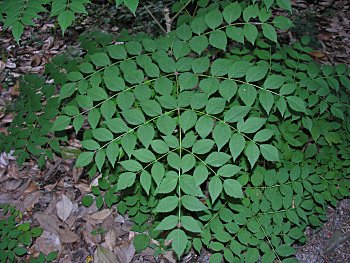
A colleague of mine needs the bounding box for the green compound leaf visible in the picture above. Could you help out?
[92,128,114,142]
[154,196,179,213]
[155,215,178,231]
[189,35,209,54]
[181,195,207,211]
[58,10,75,34]
[181,216,202,233]
[237,117,266,134]
[286,96,307,113]
[245,141,260,167]
[253,129,274,142]
[262,23,277,42]
[119,160,142,172]
[245,65,269,82]
[276,0,292,12]
[209,30,227,50]
[117,172,136,190]
[223,179,243,198]
[192,139,215,154]
[140,170,152,195]
[14,246,27,256]
[205,152,231,167]
[204,9,223,30]
[223,2,242,23]
[52,116,71,131]
[229,133,246,161]
[133,234,150,252]
[260,144,280,162]
[82,195,94,207]
[166,229,188,258]
[275,244,296,257]
[243,24,258,44]
[124,0,139,15]
[209,176,222,203]
[75,152,94,167]
[90,52,111,67]
[59,83,76,100]
[273,16,294,30]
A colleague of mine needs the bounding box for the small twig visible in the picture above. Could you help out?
[164,7,172,33]
[142,3,166,33]
[171,0,192,21]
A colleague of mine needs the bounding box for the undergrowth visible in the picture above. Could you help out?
[0,204,58,263]
[1,0,350,262]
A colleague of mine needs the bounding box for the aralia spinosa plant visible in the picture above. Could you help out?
[1,0,350,262]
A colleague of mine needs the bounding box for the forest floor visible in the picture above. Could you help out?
[0,0,350,262]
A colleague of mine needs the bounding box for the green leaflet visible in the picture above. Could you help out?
[155,215,178,231]
[154,196,178,213]
[209,176,222,203]
[166,229,188,258]
[223,179,243,198]
[181,216,202,233]
[181,195,207,211]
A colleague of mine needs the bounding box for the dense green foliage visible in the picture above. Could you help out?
[0,75,60,167]
[0,0,139,42]
[0,204,58,262]
[1,0,350,262]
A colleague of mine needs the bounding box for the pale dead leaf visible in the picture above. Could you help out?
[56,194,73,222]
[35,230,62,256]
[95,245,119,263]
[105,230,117,250]
[90,209,112,221]
[5,61,16,69]
[58,228,79,243]
[164,251,177,263]
[113,243,135,263]
[34,213,60,234]
[22,191,42,209]
[82,230,98,247]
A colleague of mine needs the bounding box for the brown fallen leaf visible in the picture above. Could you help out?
[35,230,62,256]
[34,213,60,234]
[95,245,119,263]
[22,191,42,210]
[105,230,117,250]
[56,194,73,222]
[308,51,327,58]
[113,242,135,263]
[90,209,112,221]
[58,228,79,243]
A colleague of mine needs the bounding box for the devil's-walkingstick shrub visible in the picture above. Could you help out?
[1,0,350,262]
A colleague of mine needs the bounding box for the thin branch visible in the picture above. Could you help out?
[142,3,166,33]
[171,0,192,21]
